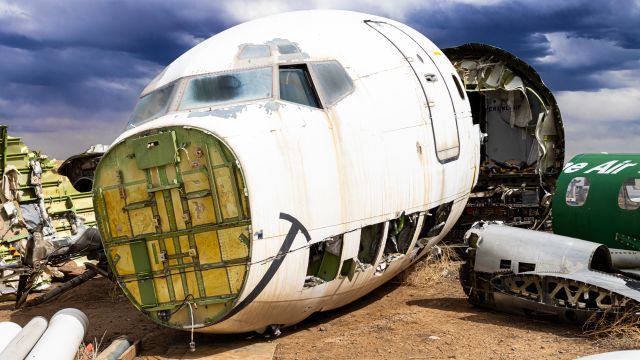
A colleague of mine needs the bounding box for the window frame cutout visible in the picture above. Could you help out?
[618,178,640,211]
[278,64,322,109]
[452,73,466,100]
[565,176,591,207]
[357,222,386,266]
[178,66,274,111]
[305,234,344,287]
[308,60,355,107]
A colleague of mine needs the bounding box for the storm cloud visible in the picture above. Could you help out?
[0,0,638,159]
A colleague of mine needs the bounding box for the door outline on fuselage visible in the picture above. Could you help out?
[365,20,461,164]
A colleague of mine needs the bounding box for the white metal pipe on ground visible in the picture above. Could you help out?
[0,321,22,352]
[95,335,131,360]
[27,308,89,360]
[0,316,48,360]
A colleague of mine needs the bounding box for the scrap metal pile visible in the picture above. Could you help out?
[460,222,640,324]
[0,126,106,306]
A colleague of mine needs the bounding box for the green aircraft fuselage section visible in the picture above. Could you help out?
[553,154,640,250]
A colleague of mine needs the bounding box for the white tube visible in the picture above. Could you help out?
[0,321,22,352]
[95,336,131,360]
[0,316,48,360]
[27,308,89,360]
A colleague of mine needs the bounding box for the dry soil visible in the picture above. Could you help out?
[0,261,620,359]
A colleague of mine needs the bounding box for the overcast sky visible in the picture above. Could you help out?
[1,0,639,160]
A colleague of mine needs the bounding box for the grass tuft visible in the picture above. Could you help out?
[403,245,461,287]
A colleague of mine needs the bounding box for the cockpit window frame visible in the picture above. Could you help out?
[126,80,178,129]
[308,60,355,108]
[277,64,323,109]
[178,66,275,112]
[276,60,355,110]
[127,59,356,129]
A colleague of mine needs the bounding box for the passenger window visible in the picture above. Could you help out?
[310,61,354,106]
[279,65,321,108]
[565,177,591,207]
[618,178,640,210]
[452,74,465,100]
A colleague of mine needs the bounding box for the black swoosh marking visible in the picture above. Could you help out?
[220,212,311,321]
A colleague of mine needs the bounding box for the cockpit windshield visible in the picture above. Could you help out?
[179,67,273,110]
[126,67,273,129]
[125,62,355,129]
[127,83,175,128]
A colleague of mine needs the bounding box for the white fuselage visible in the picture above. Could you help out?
[108,10,480,333]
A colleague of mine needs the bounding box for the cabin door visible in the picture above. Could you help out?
[365,20,460,163]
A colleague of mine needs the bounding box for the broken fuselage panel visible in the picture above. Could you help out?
[443,44,564,236]
[460,222,640,324]
[92,10,481,333]
[0,125,102,303]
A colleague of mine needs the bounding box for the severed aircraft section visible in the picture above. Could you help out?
[444,44,564,238]
[460,155,640,325]
[460,222,640,324]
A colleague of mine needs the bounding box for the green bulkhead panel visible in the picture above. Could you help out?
[130,131,179,170]
[93,126,252,329]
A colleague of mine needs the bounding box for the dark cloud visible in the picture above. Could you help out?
[407,0,640,91]
[0,1,232,157]
[0,0,638,158]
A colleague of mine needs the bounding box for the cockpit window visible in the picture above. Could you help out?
[310,61,354,106]
[619,178,640,211]
[278,44,300,54]
[179,67,273,110]
[239,45,271,59]
[128,82,176,128]
[565,176,591,207]
[279,65,321,108]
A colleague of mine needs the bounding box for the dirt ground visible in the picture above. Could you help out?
[0,261,618,359]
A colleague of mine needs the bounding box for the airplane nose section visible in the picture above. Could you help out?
[93,126,251,329]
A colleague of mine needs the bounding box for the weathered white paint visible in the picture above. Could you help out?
[111,10,479,333]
